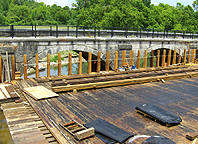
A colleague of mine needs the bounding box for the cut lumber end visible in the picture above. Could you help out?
[74,127,95,140]
[186,133,198,141]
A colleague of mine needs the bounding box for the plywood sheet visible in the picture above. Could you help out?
[23,86,59,100]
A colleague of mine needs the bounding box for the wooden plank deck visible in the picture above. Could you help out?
[4,65,198,143]
[1,88,58,144]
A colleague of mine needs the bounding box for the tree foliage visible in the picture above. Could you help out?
[0,0,197,32]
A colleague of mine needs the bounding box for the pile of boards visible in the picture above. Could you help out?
[43,65,198,93]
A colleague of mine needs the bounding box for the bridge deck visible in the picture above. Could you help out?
[5,65,198,143]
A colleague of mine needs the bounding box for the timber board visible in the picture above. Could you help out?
[12,65,198,144]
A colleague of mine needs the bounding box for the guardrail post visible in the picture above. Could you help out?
[10,25,14,38]
[174,31,176,39]
[164,29,166,38]
[35,25,36,38]
[76,26,78,38]
[183,31,185,39]
[56,25,58,38]
[83,26,85,37]
[140,28,142,38]
[94,27,96,37]
[111,27,113,38]
[50,26,52,36]
[98,26,100,37]
[152,28,154,38]
[125,28,128,38]
[32,25,34,36]
[67,26,69,36]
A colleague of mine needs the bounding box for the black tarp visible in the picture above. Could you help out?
[135,103,182,125]
[84,118,133,144]
[142,136,176,144]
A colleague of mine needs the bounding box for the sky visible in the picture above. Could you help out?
[39,0,194,8]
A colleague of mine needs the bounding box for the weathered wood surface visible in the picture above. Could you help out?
[12,65,198,143]
[1,89,58,144]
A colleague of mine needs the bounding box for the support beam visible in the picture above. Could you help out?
[129,50,133,67]
[183,49,186,64]
[114,51,118,71]
[122,50,126,67]
[97,51,101,73]
[143,50,147,68]
[24,54,27,79]
[47,53,50,77]
[150,50,154,67]
[136,50,141,69]
[68,53,72,75]
[58,53,61,76]
[187,49,191,63]
[12,55,15,80]
[78,52,82,75]
[88,52,92,74]
[156,50,160,67]
[105,51,110,72]
[162,49,166,67]
[172,49,176,65]
[35,54,39,78]
[167,49,171,66]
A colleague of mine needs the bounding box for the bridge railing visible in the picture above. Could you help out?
[0,48,197,82]
[0,25,197,39]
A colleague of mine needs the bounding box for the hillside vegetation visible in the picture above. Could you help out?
[1,0,198,31]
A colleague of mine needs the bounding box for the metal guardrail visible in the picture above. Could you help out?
[0,25,197,39]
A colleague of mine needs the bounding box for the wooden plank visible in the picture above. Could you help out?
[150,50,154,67]
[167,49,171,66]
[191,49,195,63]
[114,51,118,71]
[186,132,198,141]
[58,53,61,76]
[23,86,59,100]
[183,49,187,63]
[24,54,27,79]
[88,52,92,74]
[105,51,110,72]
[47,53,50,77]
[156,49,160,67]
[35,54,39,78]
[0,84,11,98]
[78,52,82,75]
[143,50,147,68]
[172,49,176,65]
[0,87,6,100]
[178,49,181,64]
[5,85,20,98]
[68,53,72,75]
[97,51,101,73]
[136,50,141,69]
[129,50,133,67]
[122,50,126,67]
[12,55,15,80]
[162,49,166,67]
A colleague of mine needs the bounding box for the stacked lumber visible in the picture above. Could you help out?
[51,65,198,93]
[15,71,21,80]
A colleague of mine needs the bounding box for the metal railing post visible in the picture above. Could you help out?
[67,26,69,36]
[98,26,100,37]
[56,25,58,38]
[111,27,113,38]
[35,25,36,38]
[32,25,34,36]
[10,25,14,38]
[140,28,141,38]
[76,26,78,38]
[94,26,96,37]
[50,25,52,36]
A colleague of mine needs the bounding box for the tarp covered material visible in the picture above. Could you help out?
[84,118,133,144]
[135,103,182,126]
[142,136,176,144]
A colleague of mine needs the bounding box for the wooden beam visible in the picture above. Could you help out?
[12,55,15,80]
[68,53,72,75]
[35,54,39,78]
[167,49,171,66]
[58,53,61,76]
[97,51,101,73]
[136,50,141,69]
[150,50,154,67]
[156,49,160,67]
[88,52,92,74]
[191,49,195,63]
[24,54,27,79]
[187,49,191,63]
[122,50,126,67]
[105,51,110,71]
[196,49,198,59]
[172,49,176,65]
[78,52,82,75]
[47,53,50,77]
[183,49,187,64]
[162,49,166,67]
[178,49,181,64]
[114,51,118,71]
[143,50,147,68]
[129,50,133,67]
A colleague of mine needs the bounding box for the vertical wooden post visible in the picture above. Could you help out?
[150,50,154,67]
[105,51,110,71]
[97,51,101,73]
[68,53,72,75]
[162,49,166,67]
[143,50,147,68]
[172,49,176,65]
[178,49,181,64]
[187,49,191,63]
[136,50,141,69]
[0,56,2,82]
[58,53,61,76]
[35,54,39,78]
[156,50,160,67]
[88,52,92,74]
[191,49,195,63]
[167,49,171,66]
[196,49,198,59]
[183,49,186,63]
[47,53,50,77]
[12,55,15,80]
[129,50,133,67]
[24,54,27,79]
[78,52,82,75]
[122,50,126,66]
[114,51,118,71]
